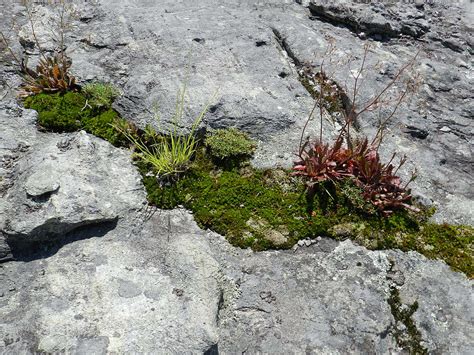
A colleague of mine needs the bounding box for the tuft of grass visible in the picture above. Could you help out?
[205,127,256,161]
[82,82,120,110]
[117,85,213,177]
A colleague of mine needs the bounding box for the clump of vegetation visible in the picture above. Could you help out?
[205,127,256,161]
[137,149,473,277]
[24,92,85,131]
[20,55,78,97]
[117,85,213,178]
[24,91,135,146]
[294,136,418,215]
[295,44,421,216]
[81,109,134,146]
[1,0,79,98]
[83,82,120,110]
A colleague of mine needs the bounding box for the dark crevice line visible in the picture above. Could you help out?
[3,218,118,263]
[385,260,428,354]
[271,26,358,131]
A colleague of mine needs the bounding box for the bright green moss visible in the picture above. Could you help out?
[23,91,133,146]
[138,151,473,276]
[24,92,87,131]
[22,89,473,278]
[205,127,256,163]
[81,109,131,146]
[82,82,120,110]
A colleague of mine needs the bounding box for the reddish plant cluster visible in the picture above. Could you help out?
[19,54,77,97]
[294,137,418,215]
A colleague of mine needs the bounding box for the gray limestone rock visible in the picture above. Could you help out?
[0,209,472,354]
[0,103,145,257]
[0,0,473,353]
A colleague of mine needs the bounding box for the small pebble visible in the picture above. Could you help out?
[439,126,451,132]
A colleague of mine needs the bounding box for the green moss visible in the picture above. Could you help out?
[388,285,428,354]
[81,109,131,146]
[24,92,87,132]
[140,151,334,250]
[22,90,473,279]
[23,91,135,146]
[82,82,120,110]
[205,127,256,163]
[138,150,473,276]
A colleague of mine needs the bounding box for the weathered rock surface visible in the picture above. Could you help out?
[0,0,473,353]
[0,102,145,260]
[1,208,473,354]
[27,0,469,224]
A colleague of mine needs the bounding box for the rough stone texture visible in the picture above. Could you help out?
[0,209,472,354]
[0,101,145,259]
[21,0,468,224]
[0,0,473,353]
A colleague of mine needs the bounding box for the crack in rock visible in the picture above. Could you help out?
[385,259,428,354]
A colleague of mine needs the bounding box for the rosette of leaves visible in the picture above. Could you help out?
[292,136,355,185]
[19,54,77,97]
[294,137,418,215]
[351,140,419,215]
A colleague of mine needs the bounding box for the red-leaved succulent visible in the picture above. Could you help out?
[294,137,418,215]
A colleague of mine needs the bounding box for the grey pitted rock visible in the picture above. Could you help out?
[0,103,145,257]
[0,209,472,354]
[14,0,469,224]
[1,0,473,353]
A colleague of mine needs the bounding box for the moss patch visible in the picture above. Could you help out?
[24,92,133,146]
[388,285,428,354]
[24,92,86,132]
[205,127,256,163]
[138,150,474,276]
[23,91,474,278]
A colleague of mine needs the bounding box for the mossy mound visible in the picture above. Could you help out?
[139,150,474,276]
[22,91,474,278]
[24,92,85,132]
[205,127,256,163]
[24,92,132,146]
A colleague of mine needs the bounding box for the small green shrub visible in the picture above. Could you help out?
[82,82,120,110]
[205,127,256,160]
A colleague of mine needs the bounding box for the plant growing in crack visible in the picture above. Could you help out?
[294,43,422,215]
[0,0,79,97]
[116,84,215,179]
